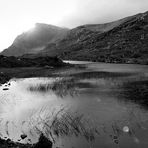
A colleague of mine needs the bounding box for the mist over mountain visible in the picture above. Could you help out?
[1,11,148,64]
[1,23,69,56]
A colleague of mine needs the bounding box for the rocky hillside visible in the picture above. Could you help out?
[1,11,148,64]
[39,16,134,56]
[41,11,148,64]
[1,23,69,56]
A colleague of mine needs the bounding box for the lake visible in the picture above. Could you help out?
[0,61,148,148]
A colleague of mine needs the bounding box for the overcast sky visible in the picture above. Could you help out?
[0,0,148,51]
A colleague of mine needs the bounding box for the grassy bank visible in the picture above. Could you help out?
[0,54,77,85]
[0,66,68,85]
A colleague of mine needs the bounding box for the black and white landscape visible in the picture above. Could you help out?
[0,0,148,148]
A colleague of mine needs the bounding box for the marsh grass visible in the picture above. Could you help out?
[0,107,144,147]
[28,78,79,97]
[28,107,99,143]
[29,83,51,92]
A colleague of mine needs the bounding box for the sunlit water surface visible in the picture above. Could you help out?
[0,62,148,148]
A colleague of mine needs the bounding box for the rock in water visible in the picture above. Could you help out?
[34,134,52,148]
[20,134,27,139]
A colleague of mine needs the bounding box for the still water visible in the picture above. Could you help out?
[0,62,148,148]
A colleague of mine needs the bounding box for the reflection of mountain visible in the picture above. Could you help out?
[120,80,148,108]
[69,71,133,79]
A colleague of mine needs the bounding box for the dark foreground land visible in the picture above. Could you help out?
[0,55,74,85]
[0,134,52,148]
[0,55,65,68]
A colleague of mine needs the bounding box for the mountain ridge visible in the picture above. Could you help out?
[1,23,69,56]
[1,11,148,64]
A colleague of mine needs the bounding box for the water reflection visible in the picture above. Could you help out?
[29,107,98,144]
[28,78,79,98]
[27,77,100,98]
[69,71,135,79]
[119,80,148,108]
[0,63,148,148]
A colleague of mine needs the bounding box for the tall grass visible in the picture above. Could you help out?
[29,107,99,143]
[28,78,79,97]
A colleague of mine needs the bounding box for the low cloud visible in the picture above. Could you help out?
[59,0,148,28]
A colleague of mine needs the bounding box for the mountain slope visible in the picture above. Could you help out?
[1,11,148,64]
[40,15,135,56]
[1,23,69,56]
[41,11,148,64]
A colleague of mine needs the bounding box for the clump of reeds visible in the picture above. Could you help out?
[28,78,79,97]
[29,107,99,143]
[28,83,51,92]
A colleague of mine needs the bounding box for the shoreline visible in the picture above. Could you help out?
[0,66,72,85]
[0,133,52,148]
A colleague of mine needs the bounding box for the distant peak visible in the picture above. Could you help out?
[144,10,148,14]
[35,23,59,28]
[35,23,50,26]
[35,23,69,30]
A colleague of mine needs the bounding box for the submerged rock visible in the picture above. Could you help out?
[3,88,9,91]
[20,134,27,140]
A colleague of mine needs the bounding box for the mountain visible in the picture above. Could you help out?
[1,11,148,64]
[40,11,148,64]
[1,23,69,56]
[38,15,134,56]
